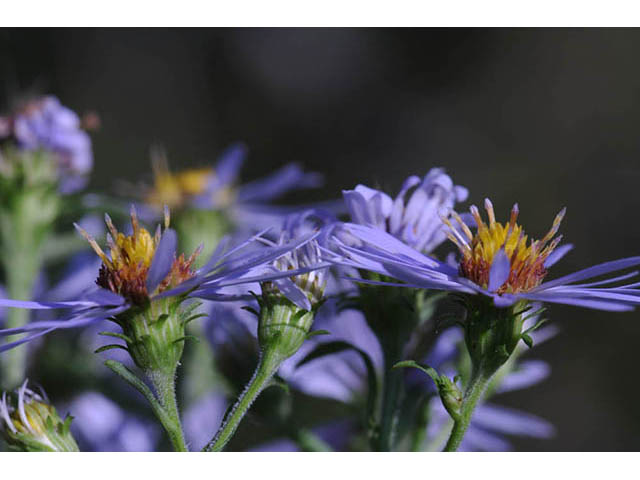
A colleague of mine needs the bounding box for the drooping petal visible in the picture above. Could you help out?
[272,278,312,311]
[488,248,511,292]
[146,228,177,292]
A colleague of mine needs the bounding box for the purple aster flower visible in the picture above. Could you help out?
[182,389,228,451]
[1,96,93,193]
[0,206,324,352]
[342,169,468,252]
[329,198,640,312]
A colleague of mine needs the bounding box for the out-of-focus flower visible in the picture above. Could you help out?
[1,95,93,193]
[69,391,159,452]
[342,169,468,252]
[182,390,228,450]
[142,144,323,227]
[0,379,78,451]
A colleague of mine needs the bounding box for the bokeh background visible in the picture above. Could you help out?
[2,28,640,451]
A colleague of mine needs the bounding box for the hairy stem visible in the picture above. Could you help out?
[1,227,41,389]
[443,367,493,452]
[148,369,188,452]
[204,350,282,452]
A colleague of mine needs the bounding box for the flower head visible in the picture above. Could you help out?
[0,96,93,193]
[0,379,79,451]
[141,143,323,218]
[343,169,468,252]
[76,207,200,304]
[444,199,565,294]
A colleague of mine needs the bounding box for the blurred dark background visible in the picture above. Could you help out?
[2,28,640,451]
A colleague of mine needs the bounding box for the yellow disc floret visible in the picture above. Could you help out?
[75,207,200,304]
[144,148,234,210]
[443,199,565,294]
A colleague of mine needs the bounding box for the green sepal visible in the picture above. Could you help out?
[297,340,379,425]
[241,306,260,317]
[60,415,74,437]
[94,344,129,354]
[98,331,133,343]
[180,300,203,319]
[183,313,208,326]
[173,335,200,344]
[305,329,330,340]
[521,333,534,348]
[291,308,311,323]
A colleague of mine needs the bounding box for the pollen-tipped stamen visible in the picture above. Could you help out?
[450,200,567,294]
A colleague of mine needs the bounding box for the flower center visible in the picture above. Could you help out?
[76,208,200,304]
[444,199,565,294]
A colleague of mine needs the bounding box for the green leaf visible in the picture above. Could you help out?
[393,360,439,383]
[297,340,379,425]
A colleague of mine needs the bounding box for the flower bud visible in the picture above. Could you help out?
[257,292,315,361]
[0,380,79,452]
[257,212,328,361]
[435,375,463,422]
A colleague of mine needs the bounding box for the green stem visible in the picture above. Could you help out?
[377,364,402,451]
[443,367,493,452]
[375,342,404,451]
[148,369,188,452]
[1,230,41,389]
[204,350,282,452]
